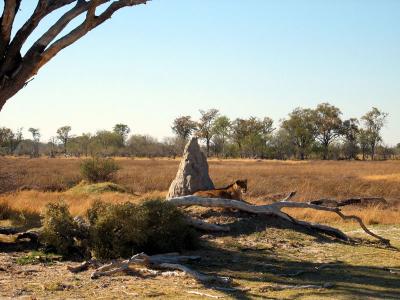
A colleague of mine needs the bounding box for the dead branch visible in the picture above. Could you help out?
[168,195,391,245]
[187,291,223,299]
[185,216,230,232]
[68,253,225,283]
[309,197,387,208]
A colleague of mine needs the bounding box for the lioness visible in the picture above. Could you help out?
[193,179,248,201]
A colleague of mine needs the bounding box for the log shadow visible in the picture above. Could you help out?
[197,210,346,244]
[185,242,400,300]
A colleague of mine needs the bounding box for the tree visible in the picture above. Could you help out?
[241,117,274,158]
[171,116,197,141]
[314,103,343,159]
[56,125,72,154]
[48,136,57,158]
[361,107,388,160]
[127,134,163,157]
[212,116,231,158]
[358,129,370,161]
[113,124,131,145]
[268,128,295,160]
[342,118,359,160]
[68,133,92,157]
[230,118,248,157]
[91,130,122,156]
[0,0,149,111]
[0,126,22,154]
[196,109,219,156]
[28,127,40,157]
[282,108,316,160]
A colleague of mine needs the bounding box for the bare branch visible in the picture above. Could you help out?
[168,196,391,245]
[2,1,77,73]
[31,0,148,74]
[0,0,21,57]
[0,0,149,110]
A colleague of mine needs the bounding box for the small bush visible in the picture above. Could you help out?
[40,202,80,256]
[41,199,198,259]
[89,202,148,259]
[89,200,198,259]
[140,200,198,254]
[80,157,120,183]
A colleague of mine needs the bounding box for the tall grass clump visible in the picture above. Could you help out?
[80,157,120,183]
[0,202,12,219]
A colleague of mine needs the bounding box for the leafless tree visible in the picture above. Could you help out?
[0,0,148,111]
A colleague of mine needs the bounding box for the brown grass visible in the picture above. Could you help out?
[1,157,400,225]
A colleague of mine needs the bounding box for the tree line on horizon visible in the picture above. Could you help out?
[0,103,399,160]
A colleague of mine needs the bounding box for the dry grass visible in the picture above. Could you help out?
[1,157,400,200]
[1,157,400,225]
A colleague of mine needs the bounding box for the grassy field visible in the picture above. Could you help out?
[1,157,400,299]
[1,157,400,225]
[1,157,400,199]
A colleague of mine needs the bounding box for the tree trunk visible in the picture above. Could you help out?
[322,142,329,160]
[0,82,25,111]
[371,143,375,161]
[300,151,305,160]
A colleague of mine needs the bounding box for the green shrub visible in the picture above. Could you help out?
[41,199,198,259]
[89,200,198,259]
[140,200,198,254]
[40,202,78,255]
[80,157,120,183]
[89,202,148,259]
[87,200,111,226]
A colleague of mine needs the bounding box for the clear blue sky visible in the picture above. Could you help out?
[1,0,399,144]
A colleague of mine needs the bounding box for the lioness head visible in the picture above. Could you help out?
[234,179,248,194]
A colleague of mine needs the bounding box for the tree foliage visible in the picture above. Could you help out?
[314,103,343,159]
[282,108,317,160]
[171,116,197,141]
[361,107,388,160]
[56,125,72,154]
[2,104,394,160]
[196,109,219,156]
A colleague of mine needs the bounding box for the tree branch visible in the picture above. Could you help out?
[1,1,76,74]
[27,0,148,75]
[168,196,391,245]
[0,0,21,59]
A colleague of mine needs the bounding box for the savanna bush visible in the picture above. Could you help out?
[80,157,120,183]
[40,202,80,255]
[41,199,198,259]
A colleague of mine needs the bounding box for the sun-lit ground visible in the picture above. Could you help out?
[1,157,400,299]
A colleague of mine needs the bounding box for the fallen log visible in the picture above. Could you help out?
[168,195,391,246]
